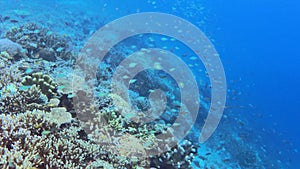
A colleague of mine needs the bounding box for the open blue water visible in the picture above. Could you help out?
[207,1,300,168]
[0,0,299,168]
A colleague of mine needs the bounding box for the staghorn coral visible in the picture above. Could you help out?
[0,52,13,69]
[0,110,100,169]
[0,109,154,169]
[5,23,73,61]
[0,85,45,114]
[22,72,58,99]
[0,65,23,91]
[0,110,56,168]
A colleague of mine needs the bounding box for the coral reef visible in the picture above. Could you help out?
[21,72,58,99]
[0,111,100,169]
[0,85,45,114]
[0,22,203,169]
[150,140,198,168]
[46,107,73,126]
[0,52,13,68]
[84,92,200,169]
[5,23,73,61]
[0,1,290,167]
[0,38,25,59]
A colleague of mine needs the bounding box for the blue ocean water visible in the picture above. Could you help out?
[0,0,299,168]
[207,0,300,167]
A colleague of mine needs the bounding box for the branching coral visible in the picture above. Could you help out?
[0,110,99,169]
[22,72,58,99]
[149,140,198,169]
[0,51,13,69]
[5,23,73,61]
[0,22,202,169]
[0,109,156,169]
[0,110,56,168]
[0,65,23,91]
[0,85,45,114]
[84,92,199,169]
